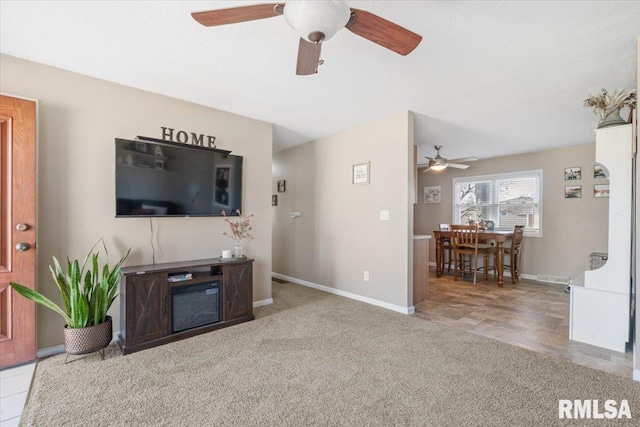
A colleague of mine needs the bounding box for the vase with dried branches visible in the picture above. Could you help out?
[222,209,254,258]
[583,88,636,129]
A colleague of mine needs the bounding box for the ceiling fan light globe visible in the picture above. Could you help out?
[284,0,351,43]
[430,163,448,172]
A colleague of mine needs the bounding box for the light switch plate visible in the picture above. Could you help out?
[380,210,390,221]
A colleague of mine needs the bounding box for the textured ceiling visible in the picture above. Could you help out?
[1,1,638,162]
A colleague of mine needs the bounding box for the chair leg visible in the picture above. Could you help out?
[447,248,452,273]
[453,251,458,282]
[483,252,489,281]
[472,255,477,285]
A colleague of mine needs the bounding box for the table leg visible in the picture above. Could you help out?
[435,237,442,278]
[496,242,504,287]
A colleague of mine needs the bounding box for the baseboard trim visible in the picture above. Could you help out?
[634,369,640,382]
[253,298,273,308]
[272,273,414,315]
[36,344,65,358]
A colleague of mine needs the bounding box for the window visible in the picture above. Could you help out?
[453,170,543,237]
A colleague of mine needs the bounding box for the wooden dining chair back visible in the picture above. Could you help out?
[504,225,525,284]
[439,224,453,273]
[451,224,480,284]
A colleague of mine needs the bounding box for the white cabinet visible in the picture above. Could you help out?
[569,124,632,352]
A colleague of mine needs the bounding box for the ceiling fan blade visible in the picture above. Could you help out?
[447,157,478,163]
[424,156,435,161]
[345,9,422,56]
[421,166,431,173]
[448,163,470,169]
[296,38,322,75]
[192,3,284,27]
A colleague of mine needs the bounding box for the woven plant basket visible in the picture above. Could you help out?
[64,316,112,355]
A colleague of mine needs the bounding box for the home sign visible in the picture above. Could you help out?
[161,127,217,148]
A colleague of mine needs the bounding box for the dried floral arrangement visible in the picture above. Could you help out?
[583,88,636,119]
[221,209,254,245]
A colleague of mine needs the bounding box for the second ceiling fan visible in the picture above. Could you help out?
[191,1,422,75]
[423,145,478,172]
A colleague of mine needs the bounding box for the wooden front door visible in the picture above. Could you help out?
[0,95,37,368]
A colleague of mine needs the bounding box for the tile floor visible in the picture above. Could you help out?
[0,362,36,427]
[414,270,633,378]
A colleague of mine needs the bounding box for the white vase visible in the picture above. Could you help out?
[233,245,244,258]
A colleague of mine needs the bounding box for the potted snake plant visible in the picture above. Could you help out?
[9,240,131,358]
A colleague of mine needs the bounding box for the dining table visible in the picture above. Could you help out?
[433,230,514,287]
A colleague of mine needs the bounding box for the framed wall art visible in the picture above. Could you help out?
[594,164,607,179]
[564,167,581,181]
[564,185,581,199]
[352,162,370,185]
[424,186,441,203]
[594,184,609,198]
[277,180,286,192]
[272,195,278,206]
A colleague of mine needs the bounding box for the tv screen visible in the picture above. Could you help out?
[115,138,243,217]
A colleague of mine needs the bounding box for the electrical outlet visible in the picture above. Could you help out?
[380,210,389,221]
[364,271,369,281]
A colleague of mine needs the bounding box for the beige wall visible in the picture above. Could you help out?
[0,54,273,349]
[273,111,414,308]
[414,144,609,280]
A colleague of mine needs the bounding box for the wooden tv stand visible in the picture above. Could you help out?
[118,257,254,355]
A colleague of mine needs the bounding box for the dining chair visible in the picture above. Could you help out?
[439,224,453,273]
[452,224,496,285]
[503,225,525,284]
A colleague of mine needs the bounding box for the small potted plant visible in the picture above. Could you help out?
[221,209,254,258]
[9,240,131,361]
[583,88,636,128]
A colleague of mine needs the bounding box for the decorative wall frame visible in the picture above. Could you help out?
[594,184,609,198]
[424,186,441,203]
[594,164,607,179]
[564,167,581,181]
[277,180,286,192]
[564,185,581,199]
[352,162,370,185]
[272,195,278,206]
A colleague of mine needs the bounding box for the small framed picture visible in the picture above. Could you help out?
[272,195,278,206]
[594,184,609,198]
[352,162,370,185]
[564,167,581,181]
[277,180,286,193]
[424,186,441,203]
[594,164,607,179]
[565,185,581,199]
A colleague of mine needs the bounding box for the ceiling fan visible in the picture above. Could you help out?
[423,145,478,172]
[191,1,422,75]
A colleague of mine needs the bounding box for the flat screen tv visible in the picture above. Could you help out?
[115,137,243,217]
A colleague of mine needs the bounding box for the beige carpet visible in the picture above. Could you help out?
[21,282,640,426]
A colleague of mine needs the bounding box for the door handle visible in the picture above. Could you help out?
[16,242,31,251]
